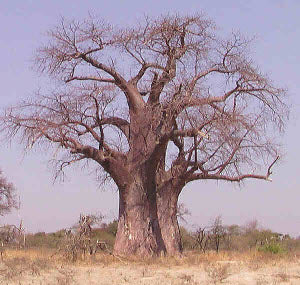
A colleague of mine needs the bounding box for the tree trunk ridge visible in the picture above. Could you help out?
[157,181,183,255]
[113,169,166,256]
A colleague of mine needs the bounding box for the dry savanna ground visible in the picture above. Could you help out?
[1,249,300,285]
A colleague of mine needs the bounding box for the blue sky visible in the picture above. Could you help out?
[1,0,300,235]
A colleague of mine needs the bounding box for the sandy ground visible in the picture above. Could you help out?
[1,250,300,284]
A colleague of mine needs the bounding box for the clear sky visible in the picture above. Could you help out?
[1,0,300,236]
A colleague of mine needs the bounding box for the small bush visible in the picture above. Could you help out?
[258,243,286,254]
[205,263,231,284]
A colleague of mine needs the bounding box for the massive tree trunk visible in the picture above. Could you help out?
[157,181,183,255]
[113,169,166,257]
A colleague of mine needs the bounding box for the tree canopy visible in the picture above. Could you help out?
[1,14,288,256]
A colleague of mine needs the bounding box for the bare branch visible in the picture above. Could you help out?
[65,76,115,84]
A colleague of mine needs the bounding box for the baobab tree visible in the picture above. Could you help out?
[1,14,287,256]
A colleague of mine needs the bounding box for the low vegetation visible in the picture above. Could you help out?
[25,220,117,253]
[1,216,300,284]
[181,217,298,255]
[2,216,300,259]
[1,247,300,284]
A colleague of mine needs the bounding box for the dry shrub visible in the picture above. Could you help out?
[140,266,151,277]
[54,214,112,263]
[178,273,197,284]
[255,276,268,285]
[30,257,51,274]
[275,272,290,282]
[0,257,27,281]
[205,262,231,284]
[247,260,261,271]
[56,268,76,285]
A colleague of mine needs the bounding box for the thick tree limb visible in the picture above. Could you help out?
[74,53,145,111]
[187,156,280,183]
[172,128,209,139]
[65,76,115,84]
[129,63,164,85]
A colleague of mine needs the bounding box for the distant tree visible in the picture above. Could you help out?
[244,219,259,234]
[226,224,242,236]
[0,170,17,216]
[1,14,288,256]
[193,227,211,252]
[210,216,227,252]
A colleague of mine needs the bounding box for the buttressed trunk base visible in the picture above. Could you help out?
[113,172,166,257]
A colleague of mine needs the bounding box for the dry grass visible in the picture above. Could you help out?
[204,263,231,284]
[275,271,290,282]
[0,254,52,283]
[1,249,300,284]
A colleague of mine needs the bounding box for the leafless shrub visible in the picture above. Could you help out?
[178,273,197,284]
[58,213,107,262]
[193,227,211,252]
[205,263,231,284]
[192,216,228,253]
[0,221,26,260]
[0,221,25,247]
[210,216,227,253]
